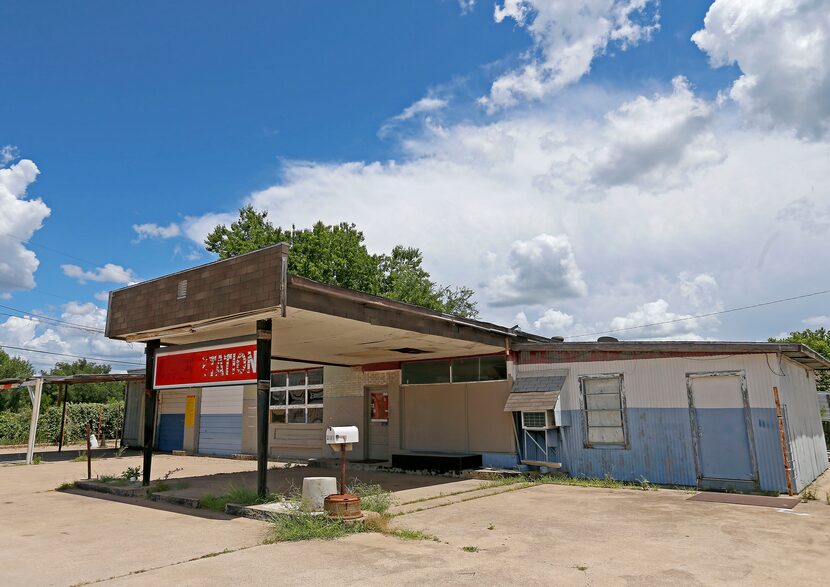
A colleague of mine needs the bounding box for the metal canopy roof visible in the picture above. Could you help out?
[513,341,830,370]
[0,373,145,389]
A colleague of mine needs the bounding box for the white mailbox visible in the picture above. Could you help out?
[326,426,359,451]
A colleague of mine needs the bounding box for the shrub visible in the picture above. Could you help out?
[0,402,123,445]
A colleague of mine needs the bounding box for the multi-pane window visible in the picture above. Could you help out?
[401,355,507,385]
[581,375,626,447]
[270,368,324,424]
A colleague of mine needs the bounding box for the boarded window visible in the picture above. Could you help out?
[581,375,626,446]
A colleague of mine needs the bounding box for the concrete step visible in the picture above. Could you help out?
[389,482,529,516]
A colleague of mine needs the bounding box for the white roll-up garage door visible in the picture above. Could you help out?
[198,385,243,456]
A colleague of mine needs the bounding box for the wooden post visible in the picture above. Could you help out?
[340,444,347,495]
[256,319,273,499]
[58,384,68,452]
[86,421,92,480]
[773,386,794,496]
[142,340,161,486]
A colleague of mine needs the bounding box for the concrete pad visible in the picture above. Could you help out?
[104,477,830,586]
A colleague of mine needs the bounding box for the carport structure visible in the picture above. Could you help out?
[0,372,145,464]
[105,244,547,496]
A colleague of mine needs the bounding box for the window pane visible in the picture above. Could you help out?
[308,388,324,404]
[307,408,323,424]
[451,357,479,382]
[402,360,450,385]
[288,390,305,405]
[270,372,287,388]
[479,355,507,381]
[371,392,389,421]
[270,409,286,424]
[287,409,306,424]
[587,410,623,427]
[288,371,306,387]
[584,378,620,395]
[588,426,625,444]
[307,368,323,386]
[586,393,621,410]
[270,390,286,406]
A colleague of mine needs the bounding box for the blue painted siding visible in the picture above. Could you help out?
[198,414,242,456]
[552,407,788,491]
[695,408,754,480]
[482,452,519,468]
[157,414,185,452]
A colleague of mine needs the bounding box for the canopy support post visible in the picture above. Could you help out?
[142,340,160,486]
[25,378,43,465]
[256,319,272,499]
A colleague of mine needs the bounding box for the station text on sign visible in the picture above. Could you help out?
[154,342,258,389]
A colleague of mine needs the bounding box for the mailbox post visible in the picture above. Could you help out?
[324,426,362,519]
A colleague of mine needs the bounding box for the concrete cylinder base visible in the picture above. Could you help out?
[302,476,338,511]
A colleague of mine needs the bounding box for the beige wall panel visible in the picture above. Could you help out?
[270,423,324,459]
[466,380,515,453]
[241,384,257,454]
[323,395,365,460]
[402,383,467,452]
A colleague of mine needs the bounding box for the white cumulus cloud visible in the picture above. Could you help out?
[487,234,587,307]
[483,0,659,110]
[62,263,138,285]
[132,222,181,240]
[0,302,142,371]
[692,0,830,139]
[0,157,50,293]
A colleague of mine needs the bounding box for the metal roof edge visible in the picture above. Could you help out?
[511,341,830,370]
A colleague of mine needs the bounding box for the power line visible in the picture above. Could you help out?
[0,343,143,366]
[0,229,106,268]
[565,287,830,340]
[0,303,105,334]
[0,312,105,335]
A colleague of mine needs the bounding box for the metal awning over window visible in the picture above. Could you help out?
[504,370,567,412]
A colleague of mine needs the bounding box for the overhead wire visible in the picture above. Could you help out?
[0,303,105,334]
[0,343,143,366]
[565,287,830,340]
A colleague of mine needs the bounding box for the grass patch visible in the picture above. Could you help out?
[575,564,588,572]
[461,546,479,553]
[269,513,364,542]
[96,475,131,487]
[32,455,42,464]
[802,485,818,501]
[347,480,394,515]
[390,528,439,541]
[200,486,263,512]
[483,472,662,492]
[56,481,76,491]
[267,511,439,544]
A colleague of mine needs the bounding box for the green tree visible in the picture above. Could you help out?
[0,349,35,412]
[204,207,479,318]
[769,328,830,391]
[45,359,125,405]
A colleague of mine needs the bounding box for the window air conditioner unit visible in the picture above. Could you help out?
[522,410,555,430]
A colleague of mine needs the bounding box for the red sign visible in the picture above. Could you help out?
[154,342,258,389]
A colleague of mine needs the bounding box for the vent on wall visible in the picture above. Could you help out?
[176,279,188,300]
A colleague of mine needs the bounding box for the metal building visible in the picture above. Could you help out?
[508,342,830,493]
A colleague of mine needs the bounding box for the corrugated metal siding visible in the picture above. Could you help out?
[516,354,823,491]
[779,358,828,492]
[198,386,242,456]
[122,381,144,447]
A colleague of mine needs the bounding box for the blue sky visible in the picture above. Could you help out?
[2,1,829,370]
